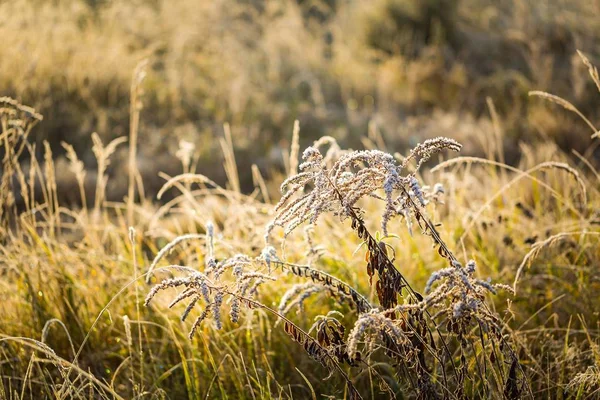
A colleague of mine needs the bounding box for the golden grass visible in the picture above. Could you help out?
[1,82,599,397]
[1,1,600,398]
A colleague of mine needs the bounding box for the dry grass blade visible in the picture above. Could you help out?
[157,173,222,200]
[220,123,240,193]
[577,50,600,94]
[146,233,207,283]
[529,91,597,133]
[513,231,600,293]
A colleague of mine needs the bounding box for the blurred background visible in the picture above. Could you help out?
[2,0,600,202]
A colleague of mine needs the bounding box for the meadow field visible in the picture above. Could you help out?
[1,0,600,398]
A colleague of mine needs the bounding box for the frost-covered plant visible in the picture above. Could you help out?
[146,136,526,399]
[267,137,460,239]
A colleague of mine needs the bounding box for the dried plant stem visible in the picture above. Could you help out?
[326,176,461,384]
[220,123,240,193]
[129,228,145,392]
[128,59,148,227]
[252,164,271,204]
[289,120,300,176]
[272,260,373,313]
[399,184,458,263]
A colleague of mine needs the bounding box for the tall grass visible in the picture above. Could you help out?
[1,39,600,400]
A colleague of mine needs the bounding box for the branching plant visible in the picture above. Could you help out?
[146,135,527,399]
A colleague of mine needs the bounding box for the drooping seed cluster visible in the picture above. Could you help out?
[399,137,462,172]
[422,259,514,319]
[347,310,411,362]
[267,136,460,239]
[144,224,276,338]
[278,282,325,315]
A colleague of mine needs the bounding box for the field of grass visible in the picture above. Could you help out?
[1,0,600,399]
